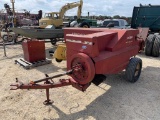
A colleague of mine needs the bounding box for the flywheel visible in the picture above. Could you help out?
[69,53,95,85]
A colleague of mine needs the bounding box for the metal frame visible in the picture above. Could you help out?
[10,65,90,105]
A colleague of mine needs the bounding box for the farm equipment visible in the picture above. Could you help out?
[100,19,129,29]
[10,27,148,104]
[39,0,83,28]
[131,4,160,33]
[2,4,41,27]
[0,23,17,43]
[39,0,97,29]
[9,26,64,45]
[131,4,160,57]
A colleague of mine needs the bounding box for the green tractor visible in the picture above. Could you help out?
[68,17,97,28]
[77,18,97,28]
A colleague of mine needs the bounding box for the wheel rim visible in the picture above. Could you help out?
[3,36,8,41]
[134,63,140,77]
[8,35,13,42]
[71,57,89,80]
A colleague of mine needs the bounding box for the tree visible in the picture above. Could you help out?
[113,15,120,19]
[120,16,127,19]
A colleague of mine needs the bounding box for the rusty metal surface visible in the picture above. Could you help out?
[10,65,91,104]
[137,27,149,41]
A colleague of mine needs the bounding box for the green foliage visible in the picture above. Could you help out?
[113,15,120,19]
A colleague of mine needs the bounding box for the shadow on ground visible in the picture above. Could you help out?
[43,66,160,120]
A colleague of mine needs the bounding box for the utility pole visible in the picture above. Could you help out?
[10,0,15,27]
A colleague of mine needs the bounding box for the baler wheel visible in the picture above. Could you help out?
[145,34,155,56]
[152,35,160,57]
[125,57,142,83]
[70,53,95,85]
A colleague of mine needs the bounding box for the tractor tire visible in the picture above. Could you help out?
[125,57,142,83]
[145,34,155,56]
[152,35,160,57]
[79,22,90,28]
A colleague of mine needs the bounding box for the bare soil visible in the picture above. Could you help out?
[0,41,160,120]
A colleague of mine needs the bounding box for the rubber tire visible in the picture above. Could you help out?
[79,22,90,28]
[125,57,142,83]
[55,58,62,63]
[145,34,155,56]
[2,35,13,42]
[152,35,160,57]
[2,35,8,42]
[50,38,57,45]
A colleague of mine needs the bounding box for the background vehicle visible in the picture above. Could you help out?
[1,4,42,27]
[131,4,160,57]
[1,30,16,43]
[76,18,97,27]
[100,19,130,29]
[39,0,97,28]
[131,4,160,33]
[39,0,83,28]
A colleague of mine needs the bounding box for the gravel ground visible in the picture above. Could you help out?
[0,41,160,120]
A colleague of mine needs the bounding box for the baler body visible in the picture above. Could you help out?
[10,28,148,104]
[64,28,146,75]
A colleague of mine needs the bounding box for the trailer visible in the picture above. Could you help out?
[9,26,64,45]
[10,27,148,105]
[131,4,160,57]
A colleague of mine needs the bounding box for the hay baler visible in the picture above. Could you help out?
[11,28,148,104]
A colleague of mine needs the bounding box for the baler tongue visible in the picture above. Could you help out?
[10,78,23,90]
[10,64,91,105]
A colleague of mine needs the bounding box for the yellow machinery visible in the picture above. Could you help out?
[39,0,83,28]
[54,44,66,62]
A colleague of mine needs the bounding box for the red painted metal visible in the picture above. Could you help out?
[69,53,95,85]
[22,40,46,62]
[10,28,148,104]
[65,28,148,75]
[10,66,91,104]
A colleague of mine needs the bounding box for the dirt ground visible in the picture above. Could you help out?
[0,41,160,120]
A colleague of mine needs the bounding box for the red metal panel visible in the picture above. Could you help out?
[111,30,139,51]
[64,28,146,76]
[93,46,140,74]
[22,40,46,62]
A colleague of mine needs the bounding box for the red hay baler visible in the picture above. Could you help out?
[11,28,148,105]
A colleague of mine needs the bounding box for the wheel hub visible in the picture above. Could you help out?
[70,53,95,85]
[134,63,140,76]
[72,59,88,81]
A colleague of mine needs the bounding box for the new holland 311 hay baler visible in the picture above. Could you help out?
[11,28,148,105]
